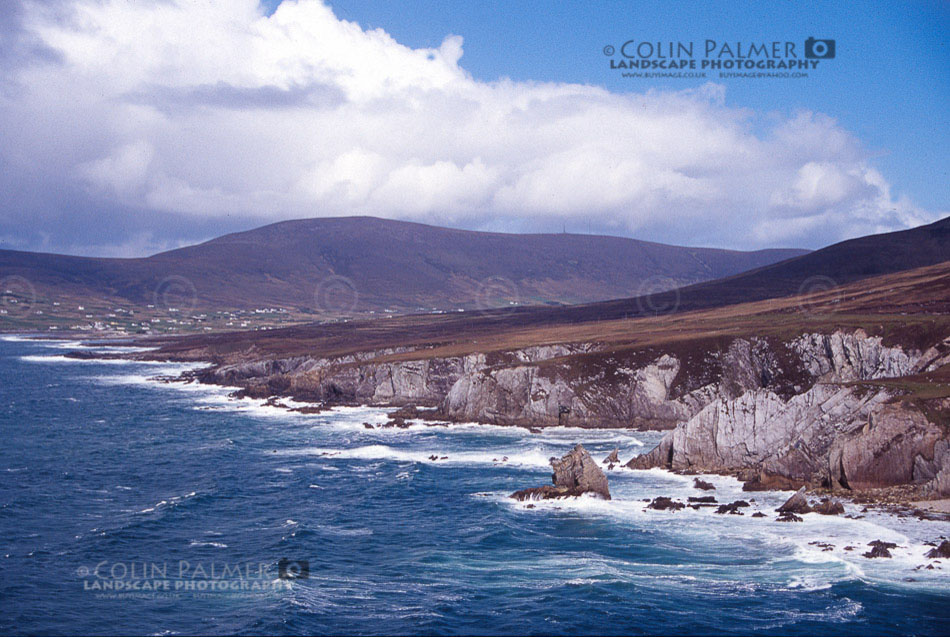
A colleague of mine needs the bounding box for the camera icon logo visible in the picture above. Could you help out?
[277,558,310,580]
[804,37,835,59]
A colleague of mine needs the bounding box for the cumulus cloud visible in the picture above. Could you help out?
[0,0,941,255]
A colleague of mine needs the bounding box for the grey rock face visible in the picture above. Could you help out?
[829,402,943,490]
[667,385,891,479]
[793,330,918,381]
[552,444,611,500]
[925,440,950,495]
[626,329,950,495]
[443,352,710,428]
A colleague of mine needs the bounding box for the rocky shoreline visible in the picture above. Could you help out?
[67,324,950,511]
[504,447,950,565]
[163,329,949,492]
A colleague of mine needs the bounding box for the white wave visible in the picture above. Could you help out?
[497,469,950,590]
[279,444,555,469]
[90,365,218,390]
[135,491,198,515]
[188,540,228,548]
[531,425,647,445]
[314,524,373,537]
[1,335,74,343]
[37,340,156,352]
[19,354,171,365]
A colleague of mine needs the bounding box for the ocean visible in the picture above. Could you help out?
[1,336,948,635]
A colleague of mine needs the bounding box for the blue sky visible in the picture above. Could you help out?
[0,0,946,256]
[272,0,948,209]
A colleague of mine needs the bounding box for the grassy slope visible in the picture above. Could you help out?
[147,259,950,367]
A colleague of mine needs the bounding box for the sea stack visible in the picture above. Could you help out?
[512,444,611,501]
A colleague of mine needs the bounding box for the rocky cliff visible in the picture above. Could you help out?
[188,328,950,496]
[628,332,950,496]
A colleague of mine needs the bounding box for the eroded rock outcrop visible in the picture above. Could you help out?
[511,444,611,500]
[813,498,845,515]
[443,352,702,428]
[631,388,949,496]
[626,331,950,496]
[829,402,943,490]
[793,330,918,381]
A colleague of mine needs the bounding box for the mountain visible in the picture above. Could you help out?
[0,216,806,314]
[500,214,950,326]
[148,216,950,364]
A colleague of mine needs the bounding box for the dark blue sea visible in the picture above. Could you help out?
[1,337,948,635]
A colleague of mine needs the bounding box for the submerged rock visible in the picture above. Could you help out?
[687,496,717,504]
[511,485,569,501]
[776,512,803,522]
[715,500,750,515]
[647,496,685,511]
[813,498,845,515]
[511,444,610,501]
[693,478,716,491]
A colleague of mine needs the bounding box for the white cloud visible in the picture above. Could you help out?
[0,0,942,253]
[78,140,153,199]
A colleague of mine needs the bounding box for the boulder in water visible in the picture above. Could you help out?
[511,444,610,501]
[925,541,950,559]
[813,498,845,515]
[647,496,685,511]
[715,500,750,515]
[863,540,897,559]
[776,512,803,522]
[777,487,812,514]
[693,478,716,491]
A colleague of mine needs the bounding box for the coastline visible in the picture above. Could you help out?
[5,333,950,592]
[30,330,950,520]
